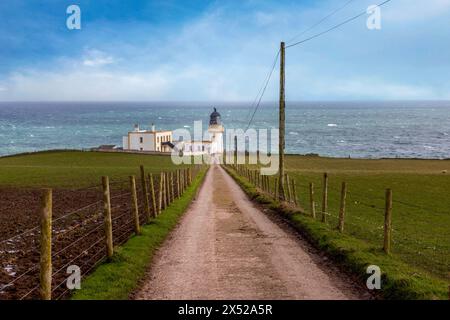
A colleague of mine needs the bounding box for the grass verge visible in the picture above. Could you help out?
[71,166,208,300]
[223,165,448,300]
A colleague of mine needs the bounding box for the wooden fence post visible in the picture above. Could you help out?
[180,169,183,194]
[170,171,174,202]
[165,172,170,205]
[129,176,140,235]
[140,165,151,222]
[274,178,279,199]
[158,172,163,214]
[292,180,298,206]
[176,169,180,198]
[162,172,167,209]
[148,173,157,218]
[338,182,347,233]
[167,172,171,203]
[39,188,52,300]
[322,173,328,223]
[270,178,277,198]
[384,188,393,254]
[309,182,316,218]
[102,176,114,259]
[285,174,292,202]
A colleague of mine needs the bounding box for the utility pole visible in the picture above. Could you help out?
[278,41,286,200]
[234,135,238,166]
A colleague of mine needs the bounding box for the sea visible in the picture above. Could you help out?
[0,101,449,159]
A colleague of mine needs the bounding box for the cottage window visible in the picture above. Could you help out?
[140,137,143,143]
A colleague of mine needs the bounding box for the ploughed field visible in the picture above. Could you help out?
[280,155,450,282]
[0,151,181,299]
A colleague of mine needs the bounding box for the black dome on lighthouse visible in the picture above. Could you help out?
[209,107,221,125]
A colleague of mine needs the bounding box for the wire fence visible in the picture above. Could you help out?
[0,164,203,300]
[226,164,449,282]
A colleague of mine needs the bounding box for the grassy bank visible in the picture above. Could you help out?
[282,155,449,283]
[72,166,208,300]
[0,150,187,188]
[246,155,449,283]
[223,164,448,300]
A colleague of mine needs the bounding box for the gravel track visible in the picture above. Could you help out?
[135,165,368,300]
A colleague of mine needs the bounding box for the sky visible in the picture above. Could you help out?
[0,0,449,101]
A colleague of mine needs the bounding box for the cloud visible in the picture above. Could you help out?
[325,79,441,100]
[0,0,449,101]
[1,69,169,101]
[82,49,116,67]
[291,73,450,100]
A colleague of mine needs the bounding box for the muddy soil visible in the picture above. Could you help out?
[0,181,139,300]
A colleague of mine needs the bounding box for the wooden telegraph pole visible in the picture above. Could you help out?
[234,135,238,166]
[278,41,286,201]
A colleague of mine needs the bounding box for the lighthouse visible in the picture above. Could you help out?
[208,107,224,155]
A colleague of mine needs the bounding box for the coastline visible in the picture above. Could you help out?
[1,148,450,161]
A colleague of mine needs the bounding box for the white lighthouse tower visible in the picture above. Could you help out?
[208,108,224,156]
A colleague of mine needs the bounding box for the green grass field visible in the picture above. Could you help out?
[273,155,449,283]
[1,150,448,298]
[0,150,187,188]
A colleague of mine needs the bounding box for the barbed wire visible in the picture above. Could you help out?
[52,222,104,258]
[110,191,131,200]
[1,264,38,290]
[54,251,106,300]
[53,200,102,224]
[51,237,104,278]
[1,168,202,300]
[111,210,132,224]
[53,211,103,240]
[19,283,40,300]
[0,226,39,246]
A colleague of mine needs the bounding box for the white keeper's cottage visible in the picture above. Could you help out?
[122,124,173,152]
[122,108,224,156]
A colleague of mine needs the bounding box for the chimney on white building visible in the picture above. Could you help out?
[151,123,155,132]
[134,124,140,131]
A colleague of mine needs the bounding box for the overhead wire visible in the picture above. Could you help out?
[286,0,356,45]
[286,0,392,48]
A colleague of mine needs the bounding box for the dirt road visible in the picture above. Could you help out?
[135,165,367,300]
